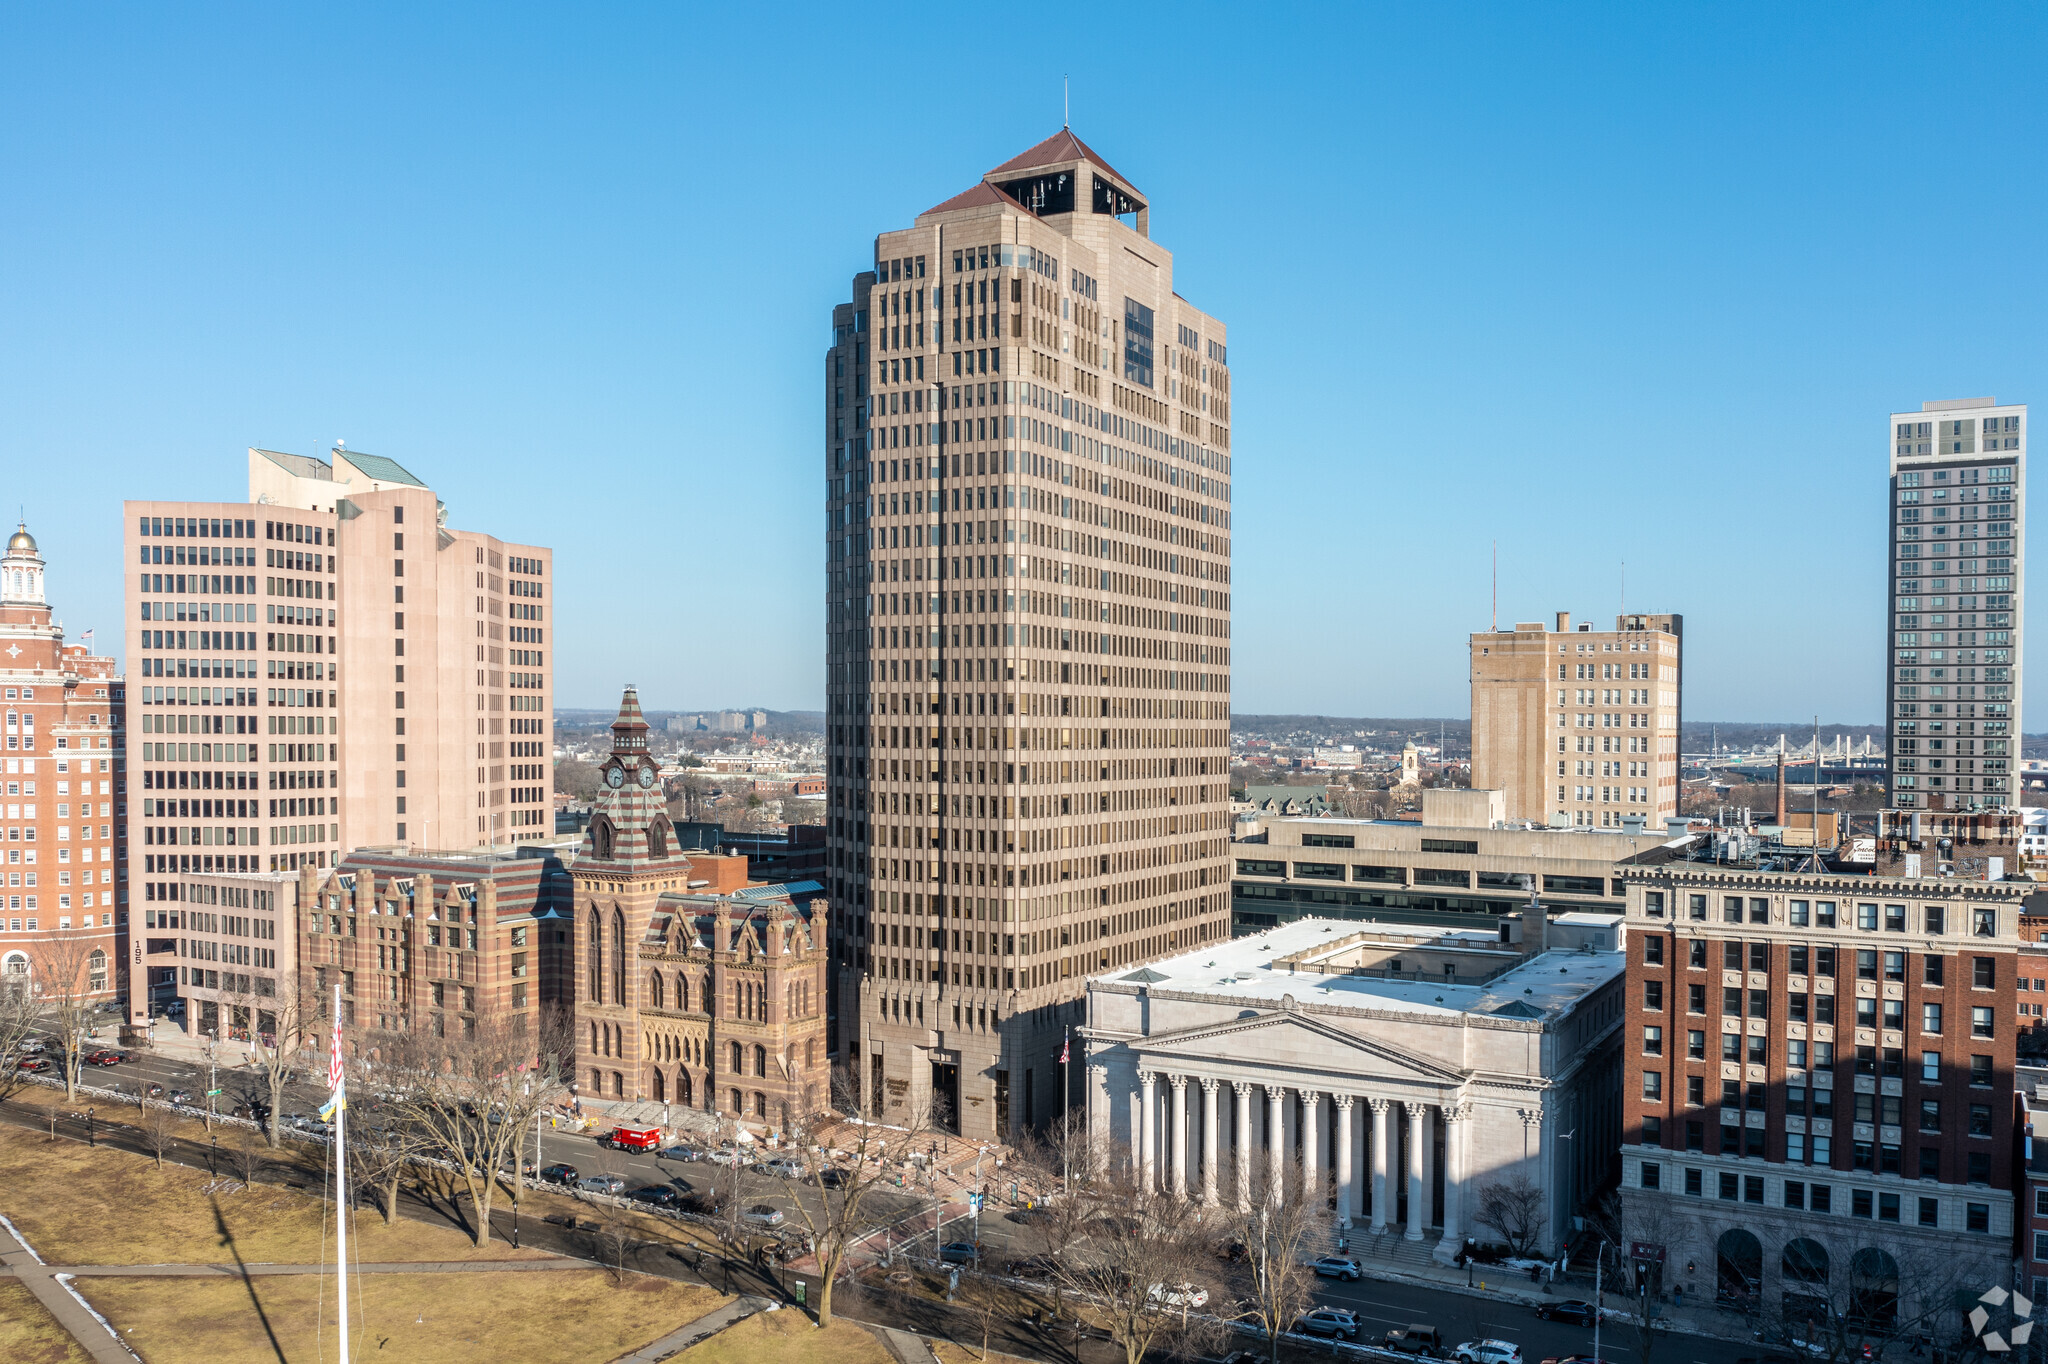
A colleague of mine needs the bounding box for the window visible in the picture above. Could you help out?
[1750,942,1770,972]
[1790,944,1810,975]
[1923,1198,1942,1229]
[1643,1026,1664,1055]
[1970,1103,1993,1136]
[1817,901,1838,928]
[1969,1152,1992,1184]
[1642,1071,1662,1099]
[1785,1180,1806,1208]
[1641,1161,1662,1189]
[1972,1006,1995,1038]
[1645,891,1665,917]
[1885,951,1905,981]
[1719,1172,1738,1200]
[1723,896,1743,924]
[1971,1055,1994,1085]
[1688,983,1706,1014]
[1724,940,1743,971]
[1645,937,1664,965]
[1687,1074,1704,1105]
[1968,1202,1991,1233]
[1925,906,1946,935]
[1688,1030,1706,1060]
[1725,987,1744,1016]
[1816,945,1837,976]
[1790,900,1810,927]
[1689,940,1707,968]
[1723,1036,1741,1063]
[1644,980,1663,1010]
[1685,1167,1703,1196]
[1924,1051,1942,1082]
[1789,1039,1808,1069]
[1975,909,1997,938]
[1852,1189,1874,1218]
[1745,1175,1765,1204]
[1688,894,1707,921]
[1921,1148,1941,1179]
[1811,1181,1831,1211]
[1920,1099,1942,1132]
[1926,955,1945,986]
[1879,1192,1900,1222]
[1750,898,1770,924]
[1886,904,1907,933]
[1642,1115,1663,1146]
[1858,903,1880,931]
[1858,948,1879,979]
[1975,957,1998,989]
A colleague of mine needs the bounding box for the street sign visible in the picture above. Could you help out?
[967,1192,984,1212]
[206,1089,223,1097]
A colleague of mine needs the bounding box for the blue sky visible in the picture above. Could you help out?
[4,5,2045,723]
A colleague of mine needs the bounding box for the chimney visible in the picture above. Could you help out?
[1555,611,1571,633]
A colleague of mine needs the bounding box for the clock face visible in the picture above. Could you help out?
[605,765,625,789]
[637,764,655,789]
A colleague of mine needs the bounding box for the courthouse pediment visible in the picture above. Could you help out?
[1130,1007,1465,1086]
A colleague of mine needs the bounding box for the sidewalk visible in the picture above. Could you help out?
[0,1215,143,1364]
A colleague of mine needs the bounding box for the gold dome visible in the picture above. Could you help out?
[5,523,34,554]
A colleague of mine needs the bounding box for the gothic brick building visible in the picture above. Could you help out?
[574,686,829,1131]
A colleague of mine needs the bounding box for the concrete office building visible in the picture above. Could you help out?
[1619,841,2026,1321]
[0,523,126,1001]
[1233,788,1671,934]
[1471,612,1683,829]
[129,868,298,1043]
[122,448,552,897]
[1886,399,2025,812]
[825,131,1234,1140]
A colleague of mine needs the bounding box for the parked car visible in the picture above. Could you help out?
[742,1204,786,1228]
[17,1038,44,1054]
[659,1145,702,1163]
[1005,1254,1060,1280]
[1535,1301,1606,1326]
[937,1240,978,1265]
[628,1185,684,1209]
[166,1088,194,1106]
[1455,1340,1523,1364]
[15,1057,50,1073]
[755,1158,804,1179]
[1539,1356,1617,1364]
[1309,1254,1363,1281]
[83,1050,124,1067]
[1384,1325,1446,1356]
[1297,1309,1361,1341]
[706,1147,744,1167]
[537,1163,580,1186]
[1148,1282,1210,1309]
[817,1167,850,1189]
[144,1083,166,1099]
[577,1173,627,1196]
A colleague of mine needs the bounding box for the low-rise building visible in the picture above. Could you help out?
[131,868,299,1045]
[1234,788,1670,935]
[1084,912,1624,1261]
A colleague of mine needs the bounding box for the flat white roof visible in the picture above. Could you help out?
[1091,916,1623,1022]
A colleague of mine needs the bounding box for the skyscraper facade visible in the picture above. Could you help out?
[0,523,125,1001]
[121,446,553,1032]
[1886,399,2025,811]
[825,132,1235,1141]
[1470,612,1683,829]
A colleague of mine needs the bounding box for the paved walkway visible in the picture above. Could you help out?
[9,1258,596,1278]
[604,1293,778,1364]
[0,1216,143,1364]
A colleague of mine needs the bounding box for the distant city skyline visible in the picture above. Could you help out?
[4,8,2046,720]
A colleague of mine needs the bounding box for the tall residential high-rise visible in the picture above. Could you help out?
[121,444,553,1036]
[0,522,126,1001]
[824,131,1235,1142]
[1886,399,2025,811]
[1470,611,1682,829]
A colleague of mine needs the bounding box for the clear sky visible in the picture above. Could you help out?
[5,5,2045,723]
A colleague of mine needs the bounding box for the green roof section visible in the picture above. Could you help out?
[335,450,427,487]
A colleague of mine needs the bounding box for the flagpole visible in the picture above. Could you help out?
[1060,1026,1070,1195]
[331,983,348,1364]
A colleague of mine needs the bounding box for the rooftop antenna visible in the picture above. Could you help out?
[1620,558,1625,619]
[1491,540,1497,631]
[1063,75,1069,129]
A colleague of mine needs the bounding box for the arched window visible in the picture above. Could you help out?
[652,1069,666,1103]
[1715,1229,1762,1310]
[610,908,626,1007]
[678,1070,693,1107]
[589,1021,599,1056]
[1,951,27,977]
[752,1044,767,1077]
[730,1041,743,1073]
[649,970,664,1009]
[806,1038,815,1068]
[611,1071,624,1098]
[752,1091,766,1117]
[648,813,672,859]
[676,972,690,1012]
[587,910,604,1003]
[590,814,615,861]
[1850,1248,1900,1329]
[87,950,107,992]
[729,1086,742,1114]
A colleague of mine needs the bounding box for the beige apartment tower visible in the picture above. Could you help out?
[825,131,1234,1141]
[122,448,552,911]
[1470,612,1681,829]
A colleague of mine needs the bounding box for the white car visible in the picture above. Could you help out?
[1148,1282,1209,1309]
[1455,1340,1523,1364]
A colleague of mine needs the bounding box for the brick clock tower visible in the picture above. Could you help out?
[572,685,691,1103]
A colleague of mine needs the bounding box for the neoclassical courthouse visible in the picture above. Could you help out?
[1084,912,1624,1259]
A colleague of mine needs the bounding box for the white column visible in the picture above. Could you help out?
[1200,1078,1220,1207]
[1233,1081,1253,1212]
[1369,1098,1391,1233]
[1334,1095,1356,1229]
[1437,1103,1467,1254]
[1404,1101,1430,1241]
[1139,1071,1157,1191]
[1300,1090,1322,1197]
[1264,1084,1286,1203]
[1169,1074,1189,1199]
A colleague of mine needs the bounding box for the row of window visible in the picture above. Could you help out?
[1643,892,1998,935]
[1640,1161,1994,1230]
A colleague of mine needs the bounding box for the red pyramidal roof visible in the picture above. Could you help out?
[986,129,1132,190]
[921,179,1027,219]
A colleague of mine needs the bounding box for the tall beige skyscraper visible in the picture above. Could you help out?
[1885,399,2025,811]
[123,447,553,888]
[825,131,1234,1141]
[1470,611,1682,829]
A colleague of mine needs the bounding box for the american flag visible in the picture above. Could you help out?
[1057,1035,1069,1065]
[319,1005,346,1121]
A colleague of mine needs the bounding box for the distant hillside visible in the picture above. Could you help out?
[556,708,823,735]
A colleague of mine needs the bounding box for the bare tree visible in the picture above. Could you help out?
[1007,1110,1095,1325]
[1584,1191,1677,1364]
[30,931,107,1102]
[1228,1159,1322,1364]
[358,1007,572,1246]
[350,1119,427,1225]
[0,963,41,1099]
[136,1099,178,1169]
[1046,1148,1217,1364]
[231,1131,267,1187]
[1475,1175,1547,1258]
[783,1071,935,1329]
[1752,1237,1984,1364]
[224,978,314,1148]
